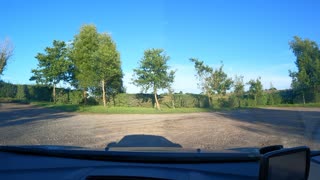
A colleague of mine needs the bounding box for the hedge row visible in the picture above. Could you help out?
[1,81,319,107]
[108,93,209,108]
[0,81,210,108]
[0,81,83,104]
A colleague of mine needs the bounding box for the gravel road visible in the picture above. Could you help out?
[0,103,320,150]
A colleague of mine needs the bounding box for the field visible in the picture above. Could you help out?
[0,103,320,151]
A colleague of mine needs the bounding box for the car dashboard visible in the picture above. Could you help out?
[0,146,319,180]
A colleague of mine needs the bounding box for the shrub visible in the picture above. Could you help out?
[16,85,28,100]
[0,81,17,98]
[55,88,69,104]
[69,90,83,104]
[27,85,52,101]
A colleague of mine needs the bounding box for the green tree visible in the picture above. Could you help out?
[190,59,232,107]
[71,25,100,103]
[133,49,175,110]
[94,33,123,106]
[0,38,13,76]
[71,25,123,106]
[233,75,245,107]
[267,83,282,105]
[289,36,320,103]
[190,58,213,106]
[30,40,71,103]
[208,63,233,97]
[247,77,263,106]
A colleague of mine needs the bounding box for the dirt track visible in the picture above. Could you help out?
[0,103,320,150]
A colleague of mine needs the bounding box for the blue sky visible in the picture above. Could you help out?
[1,0,320,93]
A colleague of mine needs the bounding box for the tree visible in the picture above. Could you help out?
[190,59,232,107]
[71,25,123,106]
[167,86,175,109]
[247,77,263,105]
[94,33,123,106]
[233,75,245,107]
[30,40,71,103]
[133,49,175,110]
[289,36,320,103]
[190,58,213,105]
[267,82,282,105]
[71,24,100,99]
[208,63,233,97]
[0,38,13,76]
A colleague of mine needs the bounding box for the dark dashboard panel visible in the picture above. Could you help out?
[0,151,258,180]
[1,150,319,180]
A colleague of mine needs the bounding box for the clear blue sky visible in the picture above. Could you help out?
[1,0,320,93]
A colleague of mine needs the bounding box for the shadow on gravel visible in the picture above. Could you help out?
[216,108,320,143]
[0,103,74,127]
[105,134,182,150]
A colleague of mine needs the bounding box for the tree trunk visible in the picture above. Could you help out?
[83,89,87,104]
[102,79,106,107]
[238,99,241,108]
[254,94,257,106]
[302,92,306,104]
[171,97,175,109]
[207,92,212,107]
[53,84,56,103]
[154,91,161,110]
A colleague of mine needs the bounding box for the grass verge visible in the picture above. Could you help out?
[261,103,320,108]
[31,102,213,114]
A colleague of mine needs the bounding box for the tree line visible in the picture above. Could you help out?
[1,25,319,109]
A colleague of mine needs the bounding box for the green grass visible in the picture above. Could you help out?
[16,101,320,114]
[0,98,29,104]
[31,102,213,114]
[265,103,320,108]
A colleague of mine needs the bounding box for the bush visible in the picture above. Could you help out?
[257,94,268,106]
[55,88,69,104]
[86,96,99,105]
[0,81,17,98]
[226,95,239,108]
[16,85,28,100]
[108,93,209,108]
[110,93,154,107]
[173,94,209,108]
[69,90,83,104]
[266,92,282,105]
[27,85,52,101]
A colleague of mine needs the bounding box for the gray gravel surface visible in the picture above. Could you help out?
[0,103,320,150]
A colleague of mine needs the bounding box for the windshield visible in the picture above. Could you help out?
[0,0,319,152]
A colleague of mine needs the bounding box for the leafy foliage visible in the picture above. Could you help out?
[233,75,245,107]
[16,85,28,100]
[247,77,264,105]
[71,25,123,106]
[289,36,320,103]
[0,38,13,76]
[0,81,16,98]
[133,48,175,110]
[190,58,213,94]
[30,40,71,102]
[190,59,233,107]
[208,63,233,96]
[71,25,100,89]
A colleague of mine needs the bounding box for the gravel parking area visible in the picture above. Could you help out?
[0,103,320,150]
